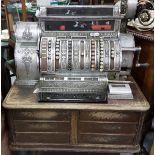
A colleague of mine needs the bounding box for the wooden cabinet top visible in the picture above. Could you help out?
[3,77,150,111]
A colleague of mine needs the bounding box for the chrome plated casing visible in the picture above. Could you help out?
[14,2,138,90]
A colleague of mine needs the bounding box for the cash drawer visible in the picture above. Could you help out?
[80,111,141,122]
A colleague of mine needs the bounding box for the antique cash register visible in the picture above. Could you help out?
[14,0,143,102]
[3,0,150,153]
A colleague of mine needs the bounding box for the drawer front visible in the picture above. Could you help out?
[14,120,70,132]
[79,133,135,145]
[79,122,138,134]
[80,111,140,122]
[15,132,70,144]
[12,110,70,121]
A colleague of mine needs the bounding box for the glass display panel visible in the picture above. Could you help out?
[45,20,115,31]
[47,7,113,16]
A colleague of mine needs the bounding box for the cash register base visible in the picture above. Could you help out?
[3,77,149,153]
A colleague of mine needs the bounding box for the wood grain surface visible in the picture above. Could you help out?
[3,77,150,111]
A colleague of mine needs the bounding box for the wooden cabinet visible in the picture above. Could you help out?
[3,77,150,153]
[78,111,140,145]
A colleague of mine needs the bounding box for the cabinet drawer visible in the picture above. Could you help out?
[14,120,70,132]
[80,111,140,122]
[12,110,71,121]
[15,132,70,144]
[79,133,135,145]
[79,122,138,134]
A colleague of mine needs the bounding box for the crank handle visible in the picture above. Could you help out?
[136,63,150,68]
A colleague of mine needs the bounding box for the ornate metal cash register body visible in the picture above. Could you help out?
[3,0,150,153]
[14,0,141,102]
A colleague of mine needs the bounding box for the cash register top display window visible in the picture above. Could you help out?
[39,5,120,32]
[45,20,115,31]
[46,6,114,16]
